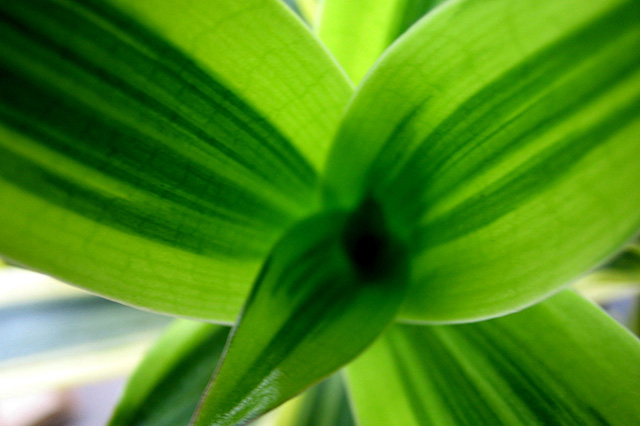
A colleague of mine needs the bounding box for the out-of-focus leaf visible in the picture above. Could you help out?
[0,0,351,323]
[575,243,640,304]
[193,206,409,426]
[347,290,640,425]
[318,0,445,83]
[109,321,229,426]
[590,243,640,283]
[324,0,640,323]
[270,374,354,426]
[295,0,320,25]
[0,267,85,308]
[0,268,169,397]
[0,297,168,365]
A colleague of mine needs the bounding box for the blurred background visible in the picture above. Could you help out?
[1,240,638,426]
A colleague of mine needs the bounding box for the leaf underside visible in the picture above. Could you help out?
[193,208,409,426]
[109,321,229,426]
[347,290,640,426]
[0,0,350,322]
[318,0,445,84]
[323,0,640,323]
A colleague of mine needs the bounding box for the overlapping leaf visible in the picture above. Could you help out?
[347,290,640,425]
[318,0,445,83]
[323,0,640,322]
[0,0,351,322]
[109,318,354,426]
[193,208,409,426]
[109,321,229,426]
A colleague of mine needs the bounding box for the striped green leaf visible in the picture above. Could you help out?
[318,0,446,83]
[323,0,640,323]
[0,0,351,322]
[109,319,354,426]
[347,290,640,426]
[193,207,409,426]
[109,321,229,426]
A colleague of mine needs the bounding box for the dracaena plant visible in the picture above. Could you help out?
[1,0,639,424]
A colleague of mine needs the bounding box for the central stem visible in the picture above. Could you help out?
[341,198,408,281]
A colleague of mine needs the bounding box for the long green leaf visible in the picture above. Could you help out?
[0,0,351,322]
[324,0,640,323]
[109,319,354,426]
[347,290,640,425]
[193,207,409,426]
[109,321,229,426]
[318,0,445,83]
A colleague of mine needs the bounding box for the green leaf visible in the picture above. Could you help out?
[318,0,445,83]
[0,0,351,322]
[193,206,410,426]
[323,0,640,323]
[594,243,640,282]
[347,290,640,426]
[109,321,229,426]
[271,374,355,426]
[109,319,354,426]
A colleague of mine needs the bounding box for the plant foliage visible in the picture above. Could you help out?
[1,0,639,425]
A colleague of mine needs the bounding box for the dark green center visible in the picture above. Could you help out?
[342,198,407,281]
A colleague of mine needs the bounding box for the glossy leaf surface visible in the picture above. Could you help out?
[324,0,640,322]
[318,0,445,83]
[347,290,640,425]
[193,208,409,426]
[109,321,229,426]
[0,0,350,322]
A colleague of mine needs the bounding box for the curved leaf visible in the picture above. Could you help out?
[193,207,409,426]
[323,0,640,322]
[0,0,350,322]
[109,321,229,426]
[318,0,445,83]
[347,290,640,425]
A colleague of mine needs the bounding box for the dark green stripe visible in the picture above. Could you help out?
[0,0,318,256]
[384,333,435,425]
[0,145,270,258]
[221,276,356,413]
[412,327,505,426]
[460,322,610,425]
[0,66,285,229]
[366,1,640,235]
[392,0,443,41]
[124,327,229,426]
[0,0,315,193]
[414,92,640,250]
